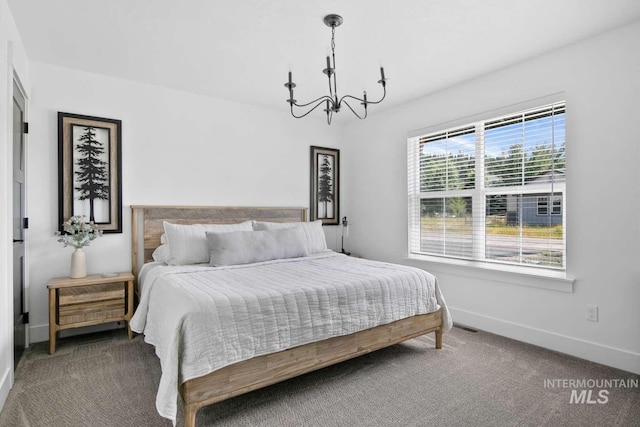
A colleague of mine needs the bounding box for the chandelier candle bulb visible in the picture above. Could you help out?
[326,56,331,70]
[380,67,386,82]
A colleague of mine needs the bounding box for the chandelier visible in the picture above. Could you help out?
[284,14,387,125]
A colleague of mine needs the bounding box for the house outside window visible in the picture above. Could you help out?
[408,101,566,270]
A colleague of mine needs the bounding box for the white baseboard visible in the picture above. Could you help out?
[29,324,49,344]
[450,307,640,375]
[0,366,11,414]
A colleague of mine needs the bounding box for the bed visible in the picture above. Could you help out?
[129,205,451,427]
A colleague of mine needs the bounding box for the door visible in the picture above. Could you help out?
[12,80,27,369]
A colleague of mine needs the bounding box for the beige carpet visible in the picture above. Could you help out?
[1,326,639,427]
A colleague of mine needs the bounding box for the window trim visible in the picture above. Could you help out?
[406,253,575,292]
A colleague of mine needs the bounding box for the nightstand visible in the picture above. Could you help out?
[47,272,135,355]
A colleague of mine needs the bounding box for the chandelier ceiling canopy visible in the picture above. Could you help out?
[284,14,387,125]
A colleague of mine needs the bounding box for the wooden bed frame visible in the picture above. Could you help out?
[131,205,444,427]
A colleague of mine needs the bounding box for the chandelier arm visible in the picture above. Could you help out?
[342,99,367,120]
[290,99,332,119]
[362,84,387,105]
[339,94,365,103]
[291,95,335,109]
[339,85,387,106]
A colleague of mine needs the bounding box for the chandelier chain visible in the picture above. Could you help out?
[331,26,336,54]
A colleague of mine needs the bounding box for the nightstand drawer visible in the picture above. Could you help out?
[58,283,126,325]
[58,299,125,325]
[58,282,125,305]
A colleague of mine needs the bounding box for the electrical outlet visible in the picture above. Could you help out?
[586,305,598,322]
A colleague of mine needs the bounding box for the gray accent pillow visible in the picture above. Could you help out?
[163,221,253,265]
[206,227,309,267]
[252,220,327,254]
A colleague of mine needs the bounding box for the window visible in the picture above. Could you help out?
[537,196,549,216]
[537,195,562,216]
[408,102,566,270]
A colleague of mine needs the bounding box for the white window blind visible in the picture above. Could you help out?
[408,101,566,270]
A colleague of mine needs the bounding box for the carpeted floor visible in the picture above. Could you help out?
[1,326,638,427]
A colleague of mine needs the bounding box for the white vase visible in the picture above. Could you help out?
[70,248,87,279]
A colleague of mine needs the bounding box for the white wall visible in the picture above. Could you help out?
[0,0,30,410]
[341,21,640,374]
[26,62,342,343]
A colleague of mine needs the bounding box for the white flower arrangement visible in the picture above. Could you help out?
[56,215,103,249]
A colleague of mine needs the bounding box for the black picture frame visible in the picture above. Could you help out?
[310,146,339,225]
[58,112,122,233]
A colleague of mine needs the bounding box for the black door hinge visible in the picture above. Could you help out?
[23,312,29,324]
[23,217,29,229]
[23,122,29,134]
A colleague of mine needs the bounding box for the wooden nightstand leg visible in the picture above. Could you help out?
[48,288,56,354]
[126,279,134,340]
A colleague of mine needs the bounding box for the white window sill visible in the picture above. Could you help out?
[406,254,574,293]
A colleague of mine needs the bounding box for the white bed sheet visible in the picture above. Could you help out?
[130,251,451,424]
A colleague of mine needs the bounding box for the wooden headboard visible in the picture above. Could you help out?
[131,205,308,277]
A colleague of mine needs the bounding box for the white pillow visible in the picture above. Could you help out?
[151,244,171,264]
[206,228,309,267]
[163,221,253,265]
[252,220,327,254]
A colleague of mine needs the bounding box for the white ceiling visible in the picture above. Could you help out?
[8,0,640,122]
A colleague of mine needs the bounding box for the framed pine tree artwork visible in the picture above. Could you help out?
[310,146,339,225]
[58,112,122,233]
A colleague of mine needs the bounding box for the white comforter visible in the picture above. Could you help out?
[130,251,451,424]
